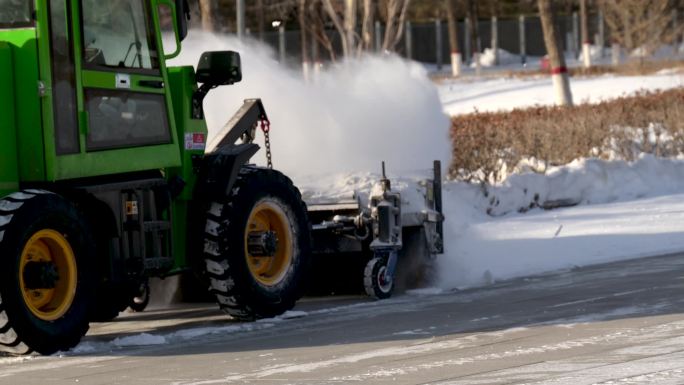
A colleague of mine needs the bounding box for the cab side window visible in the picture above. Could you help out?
[0,0,33,28]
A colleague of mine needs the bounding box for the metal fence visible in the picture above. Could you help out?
[254,12,622,67]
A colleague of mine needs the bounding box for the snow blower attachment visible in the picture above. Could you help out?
[308,161,445,299]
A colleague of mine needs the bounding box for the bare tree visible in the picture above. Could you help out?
[302,1,338,61]
[317,0,409,59]
[538,0,573,106]
[381,0,411,52]
[321,0,352,56]
[599,0,681,60]
[466,0,480,74]
[298,0,311,79]
[360,0,376,51]
[445,0,462,76]
[580,0,591,67]
[344,0,358,51]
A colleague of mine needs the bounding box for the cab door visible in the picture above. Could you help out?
[43,0,180,181]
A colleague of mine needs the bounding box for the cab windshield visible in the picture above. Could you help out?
[81,0,159,71]
[0,0,32,28]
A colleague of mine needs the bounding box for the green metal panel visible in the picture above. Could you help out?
[81,70,166,94]
[0,28,45,182]
[53,144,182,179]
[167,66,208,200]
[0,42,19,197]
[167,66,209,271]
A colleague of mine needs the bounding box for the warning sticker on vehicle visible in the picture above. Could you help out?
[184,133,206,151]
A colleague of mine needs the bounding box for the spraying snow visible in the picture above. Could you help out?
[169,32,451,178]
[169,32,684,293]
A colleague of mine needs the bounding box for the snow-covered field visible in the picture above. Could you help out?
[172,33,684,292]
[439,70,684,116]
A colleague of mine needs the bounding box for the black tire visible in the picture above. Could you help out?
[0,190,94,355]
[364,257,394,299]
[128,282,150,312]
[203,167,312,320]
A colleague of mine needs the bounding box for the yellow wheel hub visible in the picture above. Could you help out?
[19,229,77,321]
[245,200,293,286]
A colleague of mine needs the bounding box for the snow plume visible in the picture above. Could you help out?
[170,31,451,178]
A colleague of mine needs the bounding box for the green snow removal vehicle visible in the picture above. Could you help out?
[0,0,444,356]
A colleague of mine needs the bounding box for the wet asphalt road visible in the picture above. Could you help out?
[2,253,684,385]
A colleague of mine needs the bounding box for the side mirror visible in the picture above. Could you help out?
[175,0,189,41]
[192,51,243,119]
[196,51,242,86]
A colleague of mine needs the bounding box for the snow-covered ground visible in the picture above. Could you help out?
[439,70,684,116]
[439,158,684,288]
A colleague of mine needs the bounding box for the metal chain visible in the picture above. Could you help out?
[261,120,273,169]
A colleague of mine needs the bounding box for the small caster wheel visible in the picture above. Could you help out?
[128,282,150,312]
[364,257,394,299]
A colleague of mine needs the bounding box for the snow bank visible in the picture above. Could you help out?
[481,154,684,216]
[169,32,451,178]
[577,44,605,62]
[438,154,684,289]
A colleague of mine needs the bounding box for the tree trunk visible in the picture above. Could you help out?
[361,0,375,52]
[580,0,591,68]
[382,0,411,52]
[445,0,461,76]
[538,0,573,106]
[298,0,310,80]
[256,0,265,41]
[345,0,358,52]
[199,0,215,32]
[466,0,480,74]
[490,0,499,65]
[322,0,351,57]
[310,1,337,62]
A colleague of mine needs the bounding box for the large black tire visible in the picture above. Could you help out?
[203,167,312,320]
[0,190,94,355]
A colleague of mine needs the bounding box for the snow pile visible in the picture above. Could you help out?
[480,154,684,216]
[437,154,684,289]
[70,314,315,354]
[112,333,166,347]
[471,48,520,67]
[169,31,451,178]
[577,44,605,62]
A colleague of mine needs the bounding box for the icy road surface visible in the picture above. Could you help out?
[2,253,684,384]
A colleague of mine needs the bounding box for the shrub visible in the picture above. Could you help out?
[449,88,684,182]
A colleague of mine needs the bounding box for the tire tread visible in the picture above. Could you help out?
[203,167,311,320]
